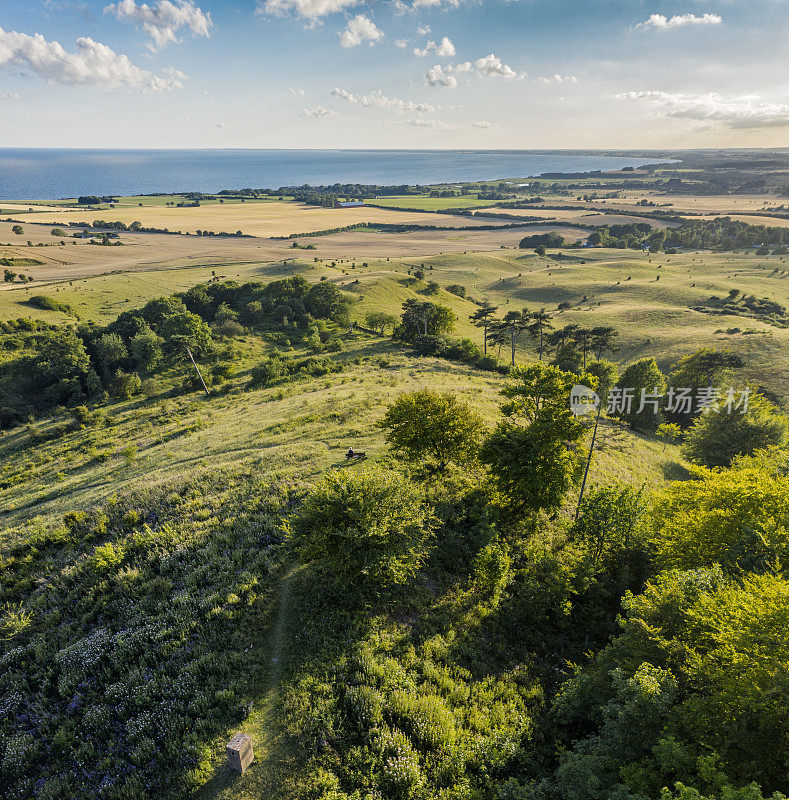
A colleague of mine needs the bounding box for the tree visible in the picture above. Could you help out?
[481,364,588,513]
[583,359,618,406]
[93,332,128,382]
[656,422,682,451]
[651,452,789,574]
[35,329,90,384]
[379,389,486,470]
[135,296,213,357]
[11,225,23,235]
[469,304,498,356]
[290,469,434,592]
[546,566,789,799]
[570,484,647,571]
[612,357,665,432]
[129,325,164,372]
[547,324,579,354]
[491,310,529,366]
[396,300,456,343]
[305,281,352,325]
[364,311,398,335]
[681,394,788,468]
[527,308,554,361]
[534,245,547,257]
[519,232,564,249]
[486,324,510,359]
[3,269,16,283]
[589,326,619,361]
[552,343,583,374]
[571,327,594,369]
[665,349,746,426]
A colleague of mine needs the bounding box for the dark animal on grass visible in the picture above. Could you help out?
[346,447,367,460]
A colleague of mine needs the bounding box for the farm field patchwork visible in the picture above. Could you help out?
[8,199,508,238]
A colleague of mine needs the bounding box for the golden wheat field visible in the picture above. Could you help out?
[9,199,509,238]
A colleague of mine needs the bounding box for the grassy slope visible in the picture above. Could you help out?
[2,240,786,796]
[2,245,787,391]
[0,321,685,799]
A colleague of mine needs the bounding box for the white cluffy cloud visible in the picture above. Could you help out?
[412,0,460,8]
[637,13,722,31]
[404,118,461,131]
[617,91,789,129]
[330,87,434,114]
[414,37,455,57]
[426,64,459,88]
[106,0,212,51]
[473,120,496,128]
[426,54,523,88]
[259,0,360,20]
[0,27,184,92]
[538,73,578,84]
[474,53,525,80]
[340,15,384,47]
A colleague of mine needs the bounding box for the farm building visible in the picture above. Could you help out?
[334,200,366,208]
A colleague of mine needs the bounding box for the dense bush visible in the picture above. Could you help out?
[290,469,434,593]
[519,232,565,249]
[541,567,789,799]
[248,353,341,388]
[681,394,788,467]
[649,452,789,574]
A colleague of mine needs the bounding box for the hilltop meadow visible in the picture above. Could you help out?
[1,164,788,800]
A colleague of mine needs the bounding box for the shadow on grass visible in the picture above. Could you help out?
[662,460,692,481]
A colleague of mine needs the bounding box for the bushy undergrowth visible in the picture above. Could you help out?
[248,353,342,388]
[0,471,295,800]
[285,624,539,800]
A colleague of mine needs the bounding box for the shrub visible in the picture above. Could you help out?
[112,369,142,400]
[650,452,789,574]
[290,469,434,592]
[26,295,71,314]
[612,357,665,432]
[519,232,564,249]
[681,394,788,468]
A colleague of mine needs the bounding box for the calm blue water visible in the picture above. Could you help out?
[0,149,662,201]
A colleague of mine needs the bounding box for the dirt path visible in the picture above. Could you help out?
[197,563,302,800]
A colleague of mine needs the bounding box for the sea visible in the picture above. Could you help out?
[0,149,665,201]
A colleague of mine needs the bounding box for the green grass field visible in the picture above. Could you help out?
[3,244,787,392]
[371,194,494,211]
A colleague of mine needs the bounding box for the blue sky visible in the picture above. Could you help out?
[0,0,786,148]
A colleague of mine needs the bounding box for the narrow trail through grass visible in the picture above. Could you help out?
[197,563,302,800]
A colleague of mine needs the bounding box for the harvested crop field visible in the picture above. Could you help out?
[0,220,583,283]
[9,199,510,238]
